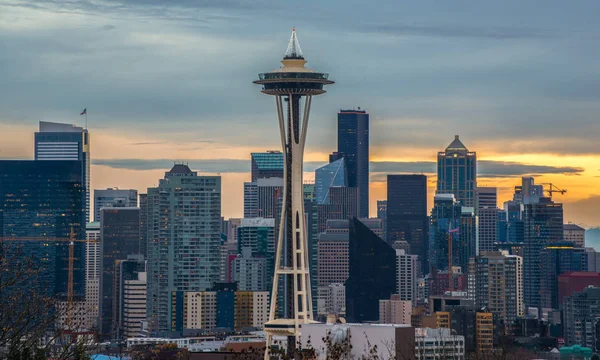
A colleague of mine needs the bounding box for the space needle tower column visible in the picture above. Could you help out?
[254,29,334,357]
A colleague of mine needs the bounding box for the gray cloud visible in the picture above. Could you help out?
[364,23,550,40]
[93,158,585,178]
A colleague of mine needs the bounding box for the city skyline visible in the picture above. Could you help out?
[1,1,600,227]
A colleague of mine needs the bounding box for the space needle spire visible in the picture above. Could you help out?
[253,29,334,358]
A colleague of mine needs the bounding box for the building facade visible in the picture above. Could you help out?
[540,243,587,309]
[379,295,412,325]
[436,135,477,208]
[99,207,140,339]
[85,222,101,330]
[35,121,90,222]
[94,188,138,222]
[387,175,429,275]
[250,151,283,182]
[563,287,600,348]
[337,109,369,218]
[315,158,347,205]
[396,249,418,305]
[564,224,586,247]
[146,165,221,332]
[476,187,498,253]
[346,218,396,323]
[243,177,283,219]
[122,271,147,339]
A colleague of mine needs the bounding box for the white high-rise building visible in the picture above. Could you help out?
[243,178,283,219]
[476,187,498,254]
[85,222,101,330]
[94,188,138,222]
[396,249,417,305]
[564,223,586,247]
[123,272,147,339]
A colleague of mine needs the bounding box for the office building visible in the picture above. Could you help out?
[236,218,274,291]
[346,218,396,323]
[138,193,148,258]
[396,249,418,305]
[470,252,523,325]
[114,254,145,339]
[0,160,85,297]
[540,243,587,309]
[122,271,147,339]
[436,135,477,208]
[85,222,101,330]
[226,218,243,243]
[99,206,140,339]
[243,177,283,219]
[415,328,465,360]
[35,121,90,222]
[232,247,269,291]
[523,197,564,309]
[315,158,347,205]
[172,289,269,331]
[146,165,221,332]
[387,175,428,274]
[337,109,369,218]
[379,295,412,325]
[317,283,345,317]
[476,187,498,253]
[317,186,359,233]
[564,224,586,247]
[496,200,524,245]
[430,194,476,274]
[94,188,138,222]
[563,287,600,347]
[250,151,283,182]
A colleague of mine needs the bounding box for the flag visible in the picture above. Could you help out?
[80,108,87,115]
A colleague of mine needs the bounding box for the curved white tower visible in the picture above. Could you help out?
[253,29,334,357]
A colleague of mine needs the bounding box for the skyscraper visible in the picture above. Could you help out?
[317,186,359,233]
[243,177,283,219]
[94,188,138,222]
[476,187,498,253]
[85,222,101,330]
[377,200,387,241]
[346,218,396,323]
[0,160,85,297]
[99,206,140,339]
[251,151,284,182]
[395,249,418,305]
[436,135,477,208]
[315,158,346,205]
[387,175,428,275]
[253,29,334,349]
[470,251,523,326]
[138,193,148,258]
[337,109,369,218]
[35,121,90,222]
[540,242,587,309]
[523,197,564,310]
[146,164,221,332]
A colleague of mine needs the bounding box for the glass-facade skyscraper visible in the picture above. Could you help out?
[250,151,283,182]
[0,160,86,297]
[146,164,221,332]
[523,197,564,310]
[346,218,396,323]
[315,158,346,205]
[436,135,477,208]
[35,121,90,222]
[386,175,429,275]
[337,109,369,218]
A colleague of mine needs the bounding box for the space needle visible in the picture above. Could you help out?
[254,29,334,356]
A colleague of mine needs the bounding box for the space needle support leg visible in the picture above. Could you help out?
[299,95,312,318]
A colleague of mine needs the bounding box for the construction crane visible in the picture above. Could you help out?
[540,183,567,198]
[0,228,96,328]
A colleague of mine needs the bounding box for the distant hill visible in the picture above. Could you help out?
[586,228,600,250]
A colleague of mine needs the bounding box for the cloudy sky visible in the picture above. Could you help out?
[1,0,599,226]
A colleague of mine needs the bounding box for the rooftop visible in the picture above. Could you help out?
[446,135,468,151]
[564,223,585,231]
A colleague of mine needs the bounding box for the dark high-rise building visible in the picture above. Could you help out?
[523,197,564,310]
[563,286,600,349]
[99,206,140,339]
[496,200,524,245]
[0,160,85,297]
[138,193,148,258]
[35,121,90,222]
[377,200,387,240]
[436,135,477,208]
[386,175,428,274]
[114,254,145,339]
[337,109,369,218]
[250,151,284,182]
[94,188,137,222]
[540,243,587,310]
[346,218,396,323]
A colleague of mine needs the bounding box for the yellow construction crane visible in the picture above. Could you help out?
[540,183,567,198]
[0,228,97,328]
